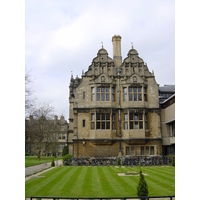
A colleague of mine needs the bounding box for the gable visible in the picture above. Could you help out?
[122,74,147,85]
[89,73,116,85]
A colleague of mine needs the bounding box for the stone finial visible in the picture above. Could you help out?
[71,71,73,79]
[101,42,104,48]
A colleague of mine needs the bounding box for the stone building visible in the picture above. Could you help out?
[160,93,175,155]
[68,35,162,160]
[26,115,68,156]
[159,85,175,103]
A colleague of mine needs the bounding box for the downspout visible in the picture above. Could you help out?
[117,68,122,165]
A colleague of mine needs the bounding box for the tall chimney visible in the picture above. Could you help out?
[112,35,122,67]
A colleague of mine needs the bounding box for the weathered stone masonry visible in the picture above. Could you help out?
[68,35,162,162]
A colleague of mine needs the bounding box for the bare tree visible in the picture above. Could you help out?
[25,67,36,117]
[26,103,59,160]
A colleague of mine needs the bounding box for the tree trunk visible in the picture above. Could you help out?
[37,150,41,161]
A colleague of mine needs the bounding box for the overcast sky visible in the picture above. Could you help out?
[25,0,175,120]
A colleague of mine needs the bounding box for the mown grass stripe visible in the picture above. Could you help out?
[142,166,175,175]
[100,167,124,196]
[142,167,175,183]
[63,166,84,196]
[90,166,103,196]
[31,167,72,195]
[71,166,89,196]
[25,166,175,198]
[45,167,74,195]
[145,178,175,196]
[96,167,116,197]
[25,167,67,196]
[106,167,137,196]
[142,168,175,196]
[80,167,94,196]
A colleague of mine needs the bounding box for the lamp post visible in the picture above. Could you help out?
[117,67,122,166]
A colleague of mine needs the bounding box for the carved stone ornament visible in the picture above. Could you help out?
[101,76,105,82]
[133,76,137,82]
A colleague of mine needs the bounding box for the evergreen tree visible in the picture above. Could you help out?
[51,158,55,167]
[137,170,149,200]
[62,145,69,157]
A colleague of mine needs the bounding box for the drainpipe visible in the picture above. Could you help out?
[117,67,122,166]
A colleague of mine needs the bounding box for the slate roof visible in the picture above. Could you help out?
[159,85,175,93]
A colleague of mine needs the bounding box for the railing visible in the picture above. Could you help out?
[28,196,175,200]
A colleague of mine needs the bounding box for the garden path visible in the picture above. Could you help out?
[25,159,63,177]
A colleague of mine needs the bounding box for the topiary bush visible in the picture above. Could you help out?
[51,158,55,167]
[63,154,72,166]
[137,170,149,200]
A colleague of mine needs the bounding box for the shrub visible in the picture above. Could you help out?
[62,145,69,157]
[172,157,175,166]
[137,170,149,200]
[63,154,72,166]
[117,157,121,166]
[51,158,55,167]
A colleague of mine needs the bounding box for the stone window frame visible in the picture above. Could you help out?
[91,112,113,130]
[123,87,128,102]
[96,113,110,130]
[111,87,115,102]
[143,87,147,101]
[125,145,155,156]
[91,113,95,130]
[96,86,110,101]
[91,87,95,101]
[124,113,128,130]
[128,86,142,101]
[125,86,147,102]
[133,87,142,101]
[112,113,116,130]
[150,146,155,155]
[129,112,143,130]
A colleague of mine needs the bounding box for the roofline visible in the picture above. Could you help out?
[160,94,175,104]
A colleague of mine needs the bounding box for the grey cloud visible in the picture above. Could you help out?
[25,0,175,119]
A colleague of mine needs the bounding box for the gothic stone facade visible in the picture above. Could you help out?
[68,35,162,159]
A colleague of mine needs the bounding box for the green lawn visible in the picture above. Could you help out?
[25,156,62,167]
[25,166,175,198]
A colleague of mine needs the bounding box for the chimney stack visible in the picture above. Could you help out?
[112,35,122,67]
